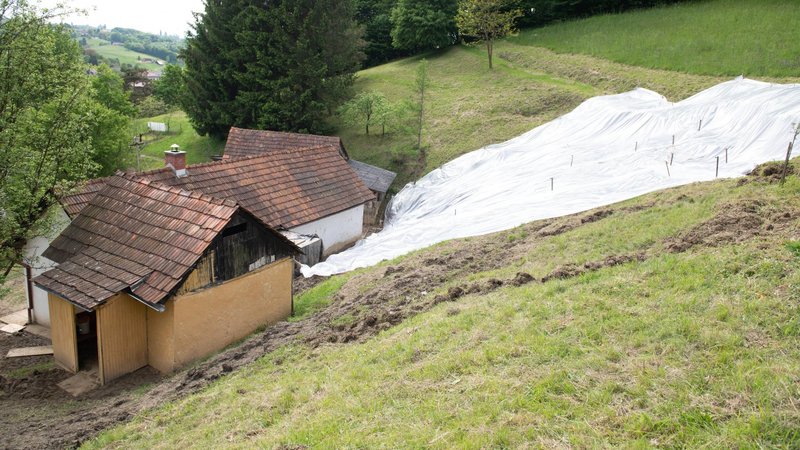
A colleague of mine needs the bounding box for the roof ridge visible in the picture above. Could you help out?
[193,144,341,168]
[229,126,341,142]
[117,172,238,208]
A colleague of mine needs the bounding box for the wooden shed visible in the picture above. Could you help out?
[34,175,297,384]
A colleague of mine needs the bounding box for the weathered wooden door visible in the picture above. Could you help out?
[48,294,78,373]
[97,294,148,384]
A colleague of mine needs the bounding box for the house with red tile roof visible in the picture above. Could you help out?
[23,133,377,329]
[34,175,298,384]
[224,127,397,224]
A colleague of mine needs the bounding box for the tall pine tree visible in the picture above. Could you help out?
[182,0,364,138]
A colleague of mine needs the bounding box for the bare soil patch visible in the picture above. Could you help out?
[665,200,797,253]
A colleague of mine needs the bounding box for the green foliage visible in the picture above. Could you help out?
[390,0,459,52]
[787,241,800,258]
[121,66,152,104]
[136,96,172,118]
[0,0,108,269]
[152,65,186,108]
[356,0,412,67]
[456,0,522,68]
[339,91,389,136]
[182,0,364,139]
[88,65,137,175]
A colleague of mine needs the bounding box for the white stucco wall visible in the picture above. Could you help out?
[22,206,71,326]
[290,205,364,257]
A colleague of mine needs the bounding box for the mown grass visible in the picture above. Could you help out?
[512,0,800,77]
[85,38,164,72]
[129,111,225,171]
[84,170,800,448]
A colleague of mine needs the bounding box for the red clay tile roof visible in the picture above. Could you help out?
[224,127,347,159]
[60,145,375,229]
[59,177,112,219]
[140,145,375,228]
[35,175,238,310]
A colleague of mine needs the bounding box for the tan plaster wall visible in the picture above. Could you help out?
[171,257,292,367]
[146,301,175,374]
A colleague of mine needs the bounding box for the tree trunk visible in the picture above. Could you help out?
[487,40,493,69]
[366,123,369,135]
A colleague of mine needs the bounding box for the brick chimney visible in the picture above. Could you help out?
[164,144,187,177]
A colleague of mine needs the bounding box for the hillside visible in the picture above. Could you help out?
[83,163,800,448]
[3,1,799,448]
[84,37,164,72]
[335,0,800,190]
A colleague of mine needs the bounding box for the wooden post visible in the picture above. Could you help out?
[670,153,674,166]
[570,155,574,167]
[715,156,720,178]
[672,135,675,146]
[698,119,702,131]
[635,141,638,152]
[781,142,794,185]
[665,161,670,177]
[725,147,728,164]
[550,177,554,191]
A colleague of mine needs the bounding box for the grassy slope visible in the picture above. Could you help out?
[513,0,800,77]
[130,111,225,171]
[337,0,799,190]
[84,2,800,447]
[86,38,164,72]
[87,169,800,448]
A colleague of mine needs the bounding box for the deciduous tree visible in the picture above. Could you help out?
[456,0,522,69]
[0,0,127,274]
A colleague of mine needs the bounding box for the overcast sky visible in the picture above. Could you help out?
[39,0,205,37]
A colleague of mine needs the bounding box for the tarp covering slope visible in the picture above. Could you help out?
[302,78,800,277]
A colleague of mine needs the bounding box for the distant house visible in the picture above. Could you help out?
[34,175,298,384]
[146,71,161,80]
[224,127,396,225]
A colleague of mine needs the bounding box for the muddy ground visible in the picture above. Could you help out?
[1,173,797,450]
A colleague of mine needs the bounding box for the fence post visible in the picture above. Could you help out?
[715,156,720,178]
[665,161,670,177]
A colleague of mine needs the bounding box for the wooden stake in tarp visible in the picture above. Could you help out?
[781,142,794,185]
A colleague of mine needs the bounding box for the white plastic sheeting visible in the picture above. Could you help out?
[302,78,800,277]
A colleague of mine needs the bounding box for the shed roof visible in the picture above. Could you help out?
[35,175,238,310]
[224,127,347,159]
[347,160,397,194]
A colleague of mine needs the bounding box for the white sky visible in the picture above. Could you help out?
[38,0,205,37]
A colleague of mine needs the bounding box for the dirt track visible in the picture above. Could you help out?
[1,173,796,449]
